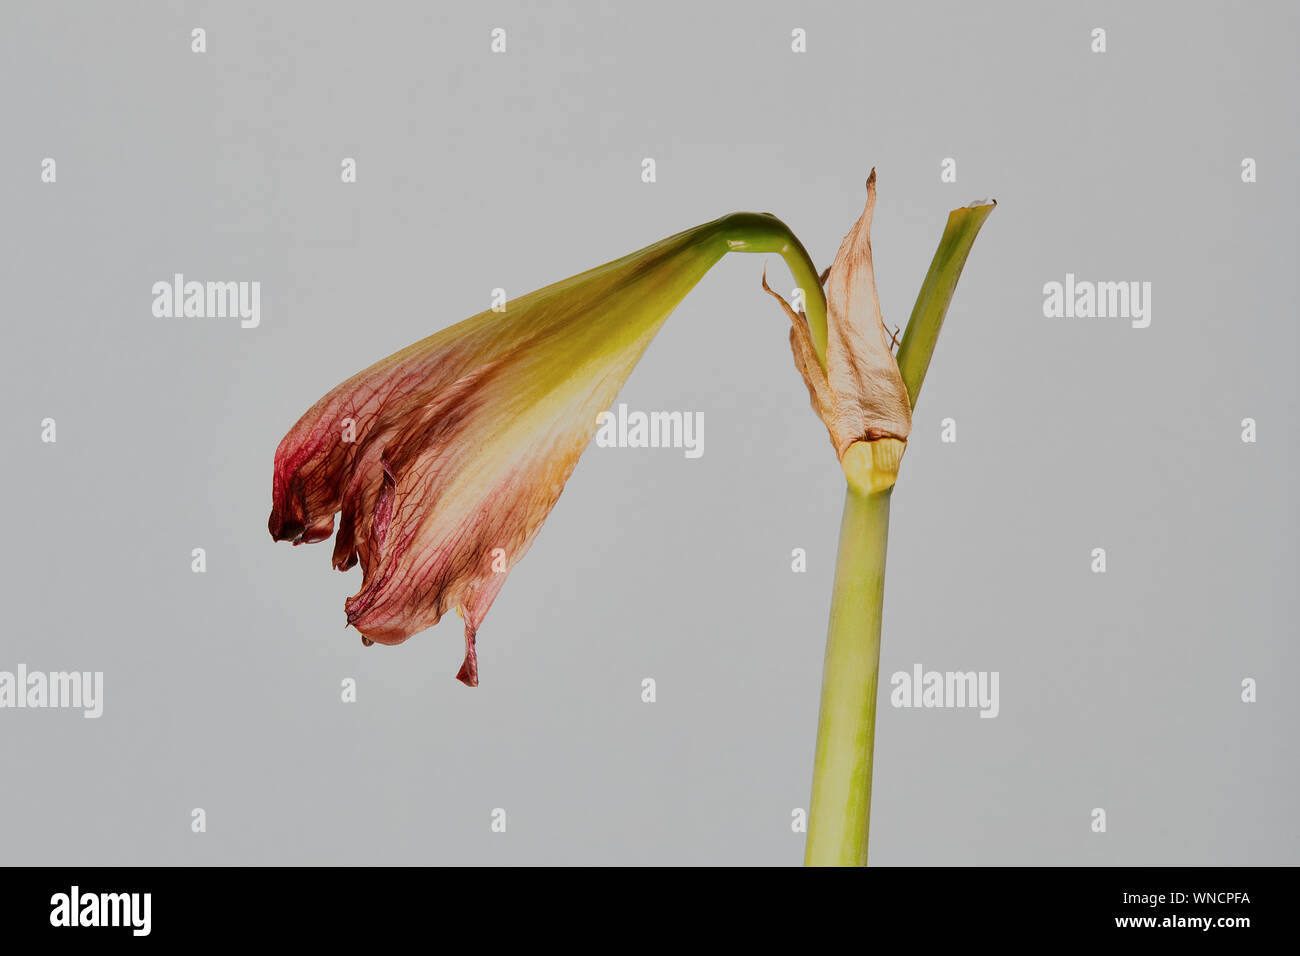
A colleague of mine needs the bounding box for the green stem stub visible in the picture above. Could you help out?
[895,199,996,407]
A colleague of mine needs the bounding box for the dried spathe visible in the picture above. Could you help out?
[764,170,912,488]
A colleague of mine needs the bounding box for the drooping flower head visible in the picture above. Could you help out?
[270,174,913,684]
[270,223,739,685]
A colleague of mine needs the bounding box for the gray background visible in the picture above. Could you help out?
[1,1,1296,866]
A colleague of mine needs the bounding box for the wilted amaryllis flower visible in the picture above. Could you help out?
[268,176,913,687]
[269,219,795,686]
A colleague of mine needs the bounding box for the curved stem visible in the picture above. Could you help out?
[708,212,829,366]
[531,210,828,375]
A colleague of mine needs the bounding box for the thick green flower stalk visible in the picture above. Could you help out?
[769,189,996,866]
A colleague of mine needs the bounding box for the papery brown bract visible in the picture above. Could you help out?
[764,170,912,459]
